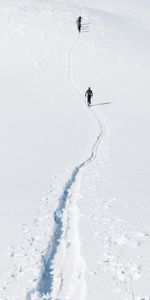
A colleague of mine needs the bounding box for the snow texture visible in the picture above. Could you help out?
[0,0,150,299]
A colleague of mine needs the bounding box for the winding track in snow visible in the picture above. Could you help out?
[27,24,104,300]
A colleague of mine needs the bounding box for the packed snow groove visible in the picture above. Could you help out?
[67,30,103,161]
[26,17,103,300]
[27,122,103,299]
[27,62,103,300]
[0,1,150,300]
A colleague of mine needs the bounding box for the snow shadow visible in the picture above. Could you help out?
[92,102,111,106]
[37,166,81,296]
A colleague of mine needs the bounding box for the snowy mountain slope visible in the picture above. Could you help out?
[0,0,97,273]
[0,0,150,299]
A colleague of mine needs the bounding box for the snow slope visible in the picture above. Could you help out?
[0,0,150,299]
[0,0,97,272]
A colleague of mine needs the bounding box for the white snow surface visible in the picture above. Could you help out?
[0,0,150,299]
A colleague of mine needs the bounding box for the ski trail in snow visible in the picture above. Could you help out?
[48,33,103,299]
[26,28,103,300]
[67,31,103,162]
[26,113,103,299]
[50,174,87,300]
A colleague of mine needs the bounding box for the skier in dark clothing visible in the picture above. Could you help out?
[85,87,93,106]
[76,16,82,33]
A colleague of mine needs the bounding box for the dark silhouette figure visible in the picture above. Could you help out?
[85,87,93,106]
[76,16,82,33]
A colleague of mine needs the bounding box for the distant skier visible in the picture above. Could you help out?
[76,16,82,33]
[85,87,93,106]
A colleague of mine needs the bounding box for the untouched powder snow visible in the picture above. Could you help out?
[0,0,150,299]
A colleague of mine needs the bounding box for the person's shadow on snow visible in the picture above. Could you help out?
[91,102,111,106]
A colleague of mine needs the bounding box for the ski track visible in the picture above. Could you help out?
[1,3,150,300]
[0,4,103,298]
[27,26,104,299]
[27,116,103,299]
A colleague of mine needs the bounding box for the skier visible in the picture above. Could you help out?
[85,87,93,106]
[76,16,82,33]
